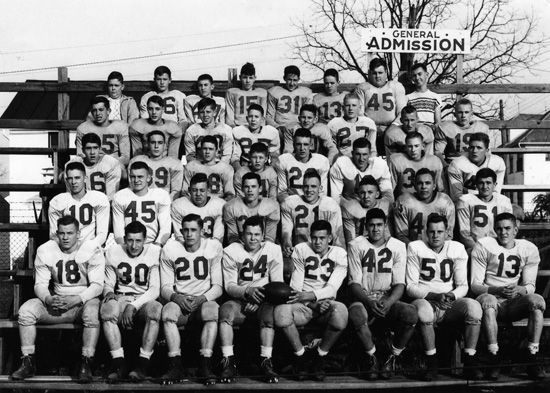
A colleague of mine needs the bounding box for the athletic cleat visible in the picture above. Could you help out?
[293,352,309,381]
[379,354,397,380]
[363,353,379,381]
[129,357,149,381]
[107,357,127,383]
[260,357,279,383]
[78,356,93,384]
[421,355,438,382]
[160,356,185,385]
[219,356,238,383]
[486,353,501,381]
[524,352,545,381]
[462,354,483,381]
[11,355,36,381]
[197,356,216,385]
[310,352,326,381]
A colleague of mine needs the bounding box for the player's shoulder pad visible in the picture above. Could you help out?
[387,237,406,251]
[149,187,171,199]
[75,241,103,264]
[477,236,497,248]
[407,239,425,253]
[320,195,340,209]
[446,240,467,255]
[203,238,223,257]
[37,240,61,255]
[328,244,348,259]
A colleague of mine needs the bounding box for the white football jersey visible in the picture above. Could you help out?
[275,153,329,200]
[225,87,268,127]
[388,152,444,195]
[223,197,280,244]
[128,118,183,158]
[67,155,121,201]
[184,95,226,124]
[171,196,225,242]
[140,90,187,124]
[435,120,489,156]
[383,123,434,157]
[232,125,280,164]
[182,160,235,200]
[130,155,183,200]
[354,80,406,125]
[184,123,234,164]
[267,86,314,127]
[76,120,130,167]
[284,123,338,164]
[234,166,278,200]
[341,198,393,243]
[328,116,377,157]
[313,91,348,124]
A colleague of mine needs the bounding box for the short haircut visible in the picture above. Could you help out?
[310,219,332,235]
[240,62,256,76]
[475,168,497,183]
[401,105,417,116]
[353,137,371,151]
[65,161,86,175]
[57,215,79,230]
[284,65,300,78]
[243,215,264,233]
[495,212,517,227]
[358,175,380,190]
[146,130,166,142]
[455,98,472,109]
[154,66,171,78]
[107,71,124,83]
[201,135,218,149]
[129,160,150,173]
[182,213,203,229]
[303,169,321,183]
[405,131,424,143]
[82,132,101,148]
[294,128,312,140]
[90,95,110,110]
[300,104,318,117]
[427,213,448,228]
[344,92,360,102]
[247,103,264,116]
[147,95,165,107]
[415,167,435,181]
[365,207,386,223]
[125,221,146,238]
[190,173,208,187]
[369,58,388,73]
[469,132,490,149]
[197,97,217,112]
[323,68,339,81]
[197,73,213,83]
[249,142,268,156]
[242,171,261,186]
[411,63,427,73]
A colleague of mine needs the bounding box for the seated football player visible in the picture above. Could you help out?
[76,96,130,171]
[160,214,223,385]
[394,168,455,245]
[231,103,280,171]
[219,216,284,383]
[130,130,183,200]
[275,220,348,381]
[388,131,444,196]
[435,98,489,158]
[171,173,225,243]
[348,208,417,380]
[139,65,186,126]
[112,161,171,246]
[49,161,110,248]
[100,221,162,382]
[129,95,182,158]
[406,63,441,131]
[457,168,513,253]
[86,71,139,124]
[328,93,377,158]
[184,98,234,163]
[225,62,268,127]
[313,68,348,124]
[406,214,483,381]
[329,138,393,204]
[275,128,329,203]
[384,105,434,158]
[471,213,546,381]
[11,216,104,382]
[69,132,121,201]
[223,172,280,245]
[342,175,393,244]
[233,142,278,200]
[448,132,506,203]
[283,104,338,164]
[184,73,226,124]
[182,135,235,201]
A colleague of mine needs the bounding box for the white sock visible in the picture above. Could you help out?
[527,342,539,355]
[200,349,213,358]
[425,349,436,356]
[488,343,499,355]
[139,348,153,359]
[260,346,272,358]
[110,348,124,359]
[391,345,403,357]
[168,350,181,358]
[294,347,305,357]
[366,345,376,356]
[221,345,234,358]
[464,348,476,356]
[21,345,35,356]
[317,347,329,357]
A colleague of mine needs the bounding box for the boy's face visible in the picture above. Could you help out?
[476,176,496,198]
[125,232,145,258]
[91,103,110,125]
[65,169,86,195]
[198,105,216,125]
[299,110,317,129]
[154,73,171,93]
[83,142,101,164]
[414,173,435,201]
[284,73,299,91]
[344,98,360,119]
[240,74,256,91]
[250,152,267,171]
[468,141,488,165]
[197,79,214,98]
[311,229,331,256]
[401,112,418,132]
[201,142,217,163]
[411,67,428,88]
[293,136,311,161]
[427,222,447,249]
[323,75,339,95]
[182,221,202,249]
[366,218,386,243]
[107,79,124,99]
[247,109,264,130]
[358,184,379,208]
[302,176,321,204]
[243,179,261,204]
[147,102,164,123]
[129,168,151,194]
[369,65,388,87]
[406,137,424,161]
[352,147,370,171]
[147,135,165,158]
[189,181,209,207]
[455,104,473,126]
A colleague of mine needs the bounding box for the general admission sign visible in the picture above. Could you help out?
[362,28,470,54]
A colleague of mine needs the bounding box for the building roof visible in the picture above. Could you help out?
[506,110,550,147]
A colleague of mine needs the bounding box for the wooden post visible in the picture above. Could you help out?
[228,68,238,87]
[456,55,464,99]
[56,67,70,183]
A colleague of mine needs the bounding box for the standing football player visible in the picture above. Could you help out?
[184,73,226,124]
[313,68,348,124]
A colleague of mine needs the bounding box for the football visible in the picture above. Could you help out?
[262,282,293,305]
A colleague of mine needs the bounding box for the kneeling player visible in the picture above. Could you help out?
[101,221,162,382]
[219,216,284,383]
[160,214,223,385]
[275,220,348,381]
[471,213,545,380]
[348,208,417,380]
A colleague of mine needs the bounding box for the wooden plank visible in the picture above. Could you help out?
[519,223,550,231]
[0,147,75,155]
[486,120,550,129]
[0,120,80,130]
[0,224,47,232]
[501,185,550,192]
[493,147,550,154]
[0,184,64,192]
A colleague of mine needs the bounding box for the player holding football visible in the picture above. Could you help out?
[184,73,226,124]
[275,220,348,381]
[112,161,171,246]
[11,216,104,382]
[406,214,483,381]
[160,214,223,385]
[470,213,546,380]
[218,216,284,383]
[348,208,417,380]
[313,68,348,124]
[139,66,186,125]
[384,105,435,158]
[233,142,278,200]
[100,221,162,382]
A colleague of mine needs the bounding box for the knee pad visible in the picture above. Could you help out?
[17,299,44,326]
[527,294,546,312]
[274,304,294,328]
[258,304,275,328]
[398,304,419,326]
[413,299,434,325]
[327,302,348,331]
[200,301,219,323]
[348,302,369,328]
[99,300,119,323]
[82,298,101,328]
[219,303,237,325]
[144,301,162,322]
[463,299,483,325]
[161,302,181,324]
[476,293,498,311]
